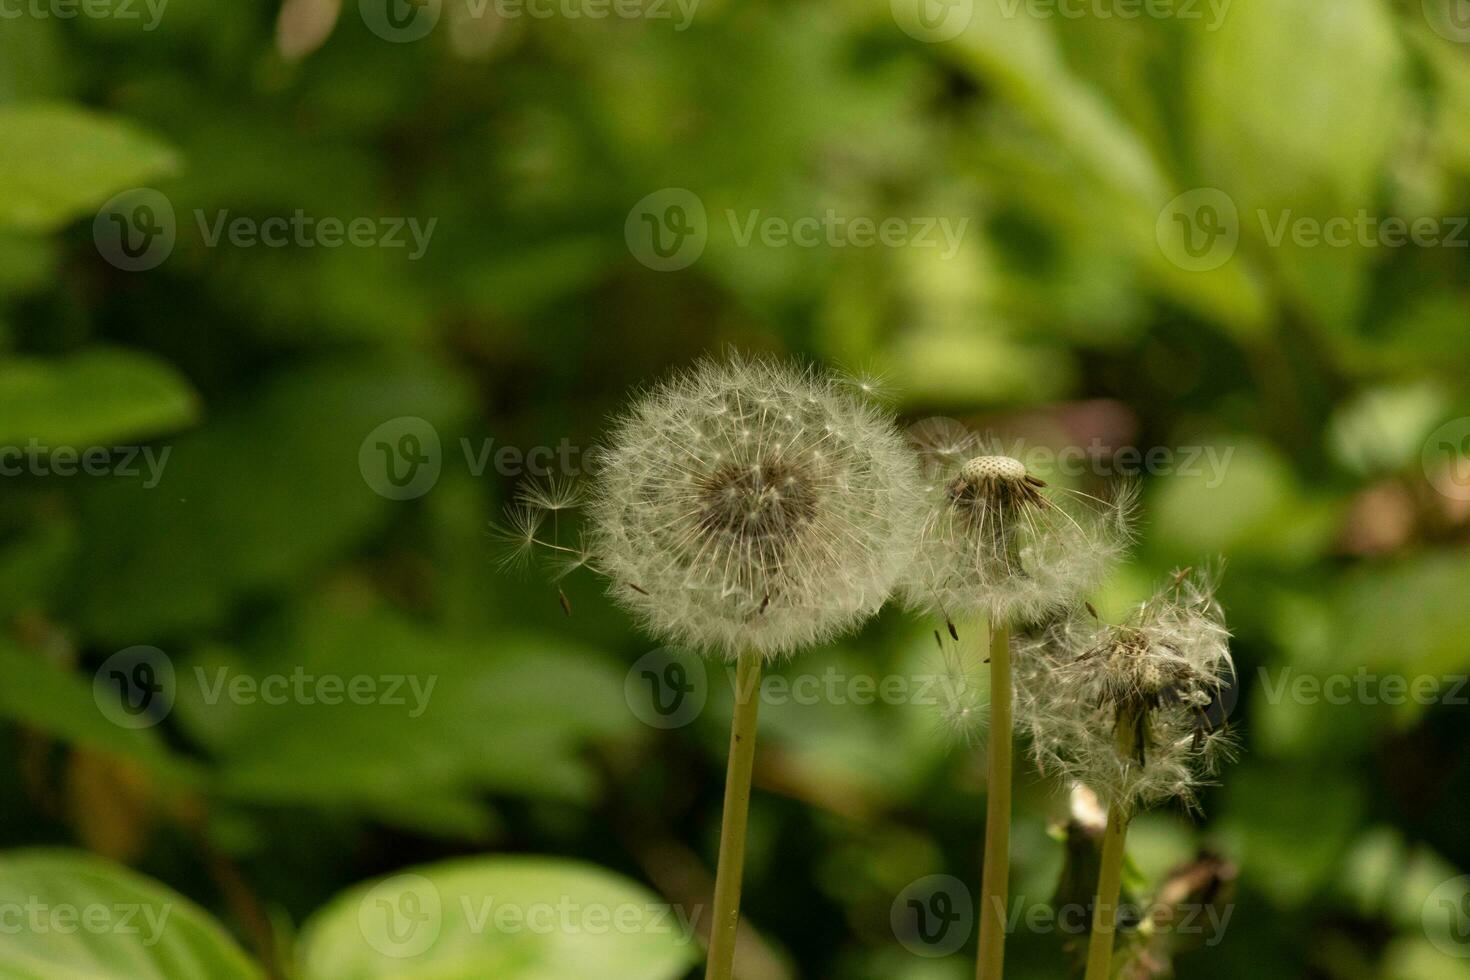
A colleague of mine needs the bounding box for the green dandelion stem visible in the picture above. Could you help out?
[705,654,763,980]
[976,620,1012,980]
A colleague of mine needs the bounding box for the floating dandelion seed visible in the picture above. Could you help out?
[902,420,1137,627]
[1017,566,1236,814]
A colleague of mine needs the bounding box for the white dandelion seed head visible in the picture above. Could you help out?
[585,354,924,660]
[1017,566,1237,815]
[900,427,1137,626]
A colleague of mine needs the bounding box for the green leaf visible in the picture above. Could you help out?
[0,849,259,979]
[0,348,198,448]
[0,104,178,233]
[66,355,470,641]
[1188,0,1406,329]
[0,638,197,786]
[178,599,637,833]
[1148,438,1339,565]
[297,856,699,980]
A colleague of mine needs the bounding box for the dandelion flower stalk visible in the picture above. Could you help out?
[902,423,1134,980]
[1083,711,1138,980]
[976,620,1011,980]
[706,654,761,980]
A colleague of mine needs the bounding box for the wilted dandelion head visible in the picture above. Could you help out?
[580,355,922,659]
[900,419,1135,626]
[1017,567,1236,815]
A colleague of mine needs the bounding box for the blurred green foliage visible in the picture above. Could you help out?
[1,1,1469,978]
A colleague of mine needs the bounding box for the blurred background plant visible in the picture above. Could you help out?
[1,1,1469,978]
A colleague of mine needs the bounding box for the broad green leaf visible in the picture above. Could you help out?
[949,7,1269,336]
[66,355,470,641]
[0,349,198,448]
[0,849,259,980]
[0,638,197,786]
[0,104,178,233]
[1149,438,1339,564]
[173,599,636,833]
[297,856,699,980]
[1189,0,1406,330]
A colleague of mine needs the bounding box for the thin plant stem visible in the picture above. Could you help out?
[976,620,1012,980]
[1083,803,1129,980]
[705,654,763,980]
[1085,703,1140,980]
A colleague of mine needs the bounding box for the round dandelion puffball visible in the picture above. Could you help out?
[587,355,922,660]
[901,420,1136,627]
